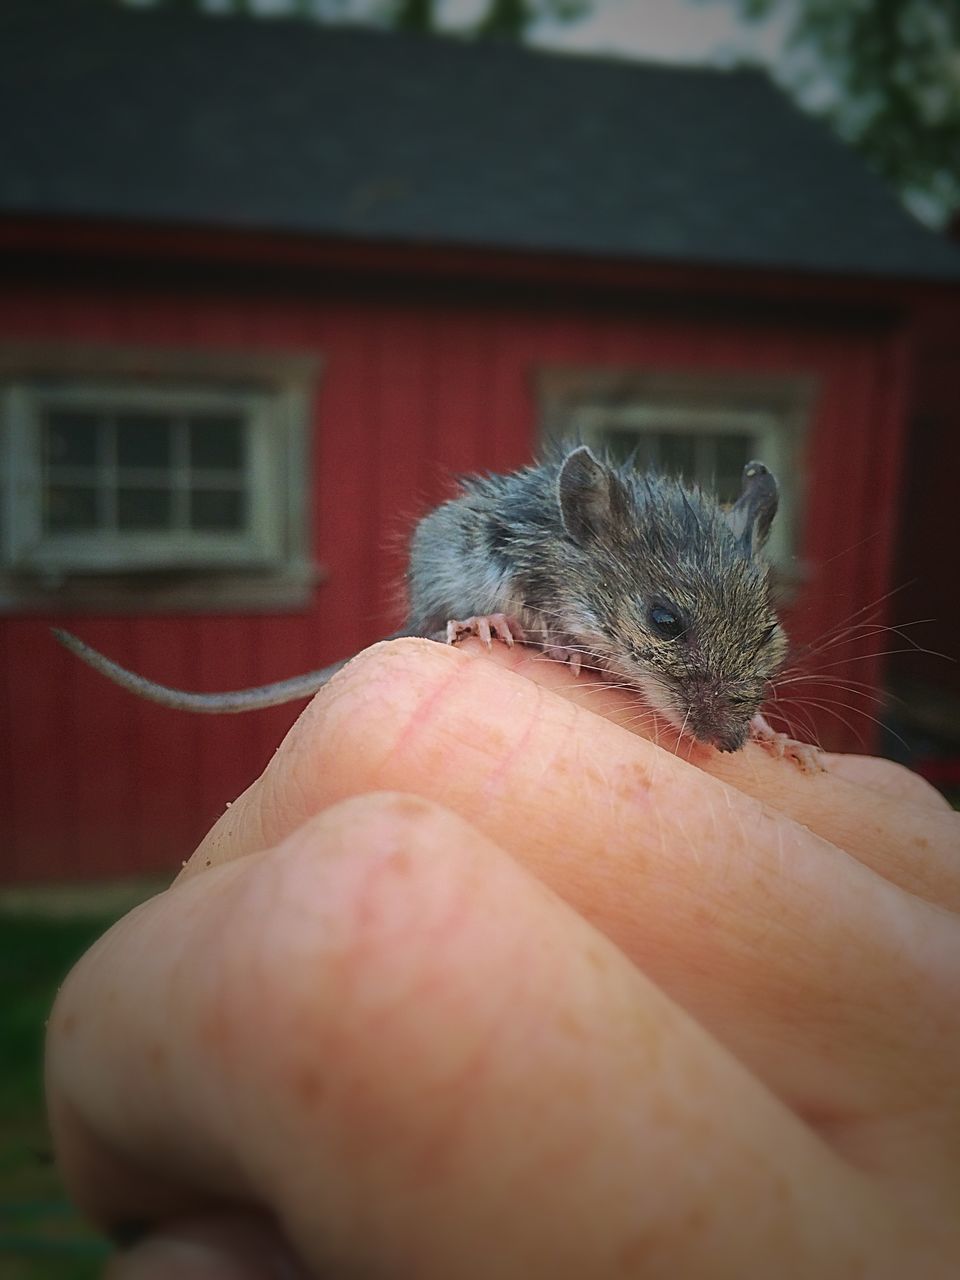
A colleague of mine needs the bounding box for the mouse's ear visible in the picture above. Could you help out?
[725,460,779,555]
[557,446,628,544]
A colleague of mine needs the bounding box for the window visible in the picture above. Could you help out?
[9,384,284,572]
[539,368,815,575]
[1,347,320,611]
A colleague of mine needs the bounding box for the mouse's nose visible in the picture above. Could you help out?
[686,684,754,753]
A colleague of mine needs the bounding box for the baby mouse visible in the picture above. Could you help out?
[54,446,819,769]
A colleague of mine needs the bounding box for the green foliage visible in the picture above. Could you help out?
[722,0,960,224]
[0,915,114,1113]
[0,914,118,1279]
[475,0,531,37]
[474,0,588,38]
[393,0,435,32]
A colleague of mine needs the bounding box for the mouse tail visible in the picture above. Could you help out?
[51,628,398,713]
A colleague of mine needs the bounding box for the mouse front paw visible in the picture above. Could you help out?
[446,613,526,650]
[750,714,825,773]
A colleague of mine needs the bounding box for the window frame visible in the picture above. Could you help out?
[7,381,287,573]
[0,344,322,614]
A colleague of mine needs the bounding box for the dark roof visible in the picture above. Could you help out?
[3,0,960,280]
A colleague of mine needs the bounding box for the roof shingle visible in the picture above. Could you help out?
[3,0,959,280]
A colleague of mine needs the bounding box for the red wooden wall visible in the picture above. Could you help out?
[890,312,960,701]
[0,269,911,882]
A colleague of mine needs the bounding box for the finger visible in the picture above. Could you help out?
[105,1213,311,1280]
[469,638,960,890]
[184,641,960,1190]
[48,795,932,1278]
[819,753,953,812]
[191,638,960,912]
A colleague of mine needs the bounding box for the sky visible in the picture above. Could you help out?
[472,0,791,70]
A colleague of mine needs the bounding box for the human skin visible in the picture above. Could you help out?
[45,638,960,1278]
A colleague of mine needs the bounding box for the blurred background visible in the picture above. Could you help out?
[1,1,958,1271]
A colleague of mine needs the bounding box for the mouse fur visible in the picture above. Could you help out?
[54,446,788,753]
[408,447,787,751]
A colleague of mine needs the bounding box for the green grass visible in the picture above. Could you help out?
[0,908,136,1278]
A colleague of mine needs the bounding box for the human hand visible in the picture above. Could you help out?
[46,638,960,1277]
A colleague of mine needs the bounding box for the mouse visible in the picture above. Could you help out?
[53,445,820,769]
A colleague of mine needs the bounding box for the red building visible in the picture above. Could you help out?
[2,1,959,882]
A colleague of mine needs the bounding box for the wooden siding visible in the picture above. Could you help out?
[890,330,960,701]
[1,276,910,882]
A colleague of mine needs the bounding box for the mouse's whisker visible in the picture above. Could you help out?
[673,707,693,758]
[765,686,827,740]
[764,686,822,744]
[775,693,908,751]
[791,582,916,653]
[795,614,942,667]
[529,654,610,684]
[576,684,625,695]
[773,676,889,705]
[787,701,869,750]
[778,689,890,719]
[773,666,882,700]
[579,682,643,700]
[801,623,938,662]
[611,704,657,719]
[523,634,606,659]
[761,704,824,751]
[775,672,886,691]
[807,645,951,669]
[618,708,660,728]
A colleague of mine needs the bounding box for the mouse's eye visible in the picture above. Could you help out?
[649,604,685,641]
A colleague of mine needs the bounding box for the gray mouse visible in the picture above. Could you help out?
[54,445,817,767]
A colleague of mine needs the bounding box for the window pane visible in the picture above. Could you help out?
[714,433,753,503]
[189,416,245,470]
[117,488,173,530]
[45,485,98,531]
[190,489,245,531]
[116,414,173,469]
[44,411,100,466]
[657,433,697,480]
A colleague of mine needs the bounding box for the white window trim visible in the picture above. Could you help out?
[0,344,322,614]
